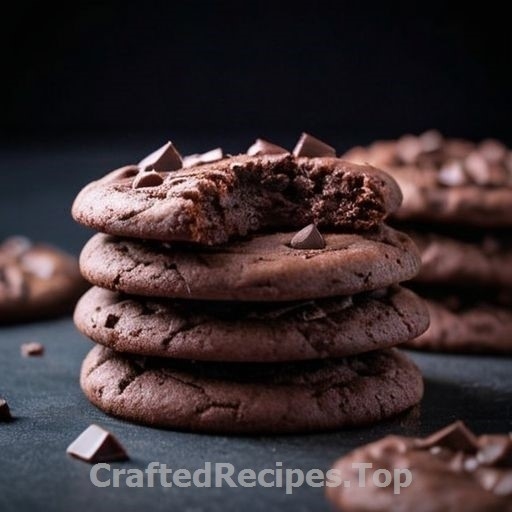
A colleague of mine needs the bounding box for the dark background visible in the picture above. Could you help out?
[2,1,511,146]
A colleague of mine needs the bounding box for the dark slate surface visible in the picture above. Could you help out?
[0,142,511,512]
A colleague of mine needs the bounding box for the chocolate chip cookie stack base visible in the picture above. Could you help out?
[72,134,429,434]
[345,132,512,354]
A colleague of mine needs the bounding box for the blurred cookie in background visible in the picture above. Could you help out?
[0,236,87,323]
[344,132,512,353]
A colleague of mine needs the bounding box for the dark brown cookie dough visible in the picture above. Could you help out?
[79,226,421,301]
[72,154,402,245]
[80,345,423,434]
[344,132,512,227]
[74,286,429,362]
[410,230,512,287]
[0,236,87,323]
[327,421,512,512]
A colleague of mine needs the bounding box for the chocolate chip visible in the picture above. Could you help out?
[418,129,443,153]
[21,342,44,357]
[104,314,120,329]
[138,141,182,172]
[437,161,468,187]
[247,139,289,156]
[22,252,56,279]
[477,435,512,466]
[67,424,128,463]
[416,421,479,453]
[0,399,12,421]
[479,139,507,163]
[293,133,336,158]
[182,148,224,168]
[476,467,502,491]
[396,135,423,164]
[0,236,32,258]
[494,472,512,496]
[465,152,491,185]
[132,170,164,189]
[290,224,326,250]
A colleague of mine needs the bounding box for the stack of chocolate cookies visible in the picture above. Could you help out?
[72,134,429,434]
[345,131,512,353]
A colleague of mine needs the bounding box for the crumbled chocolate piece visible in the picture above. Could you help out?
[479,139,507,163]
[132,170,164,189]
[138,141,182,172]
[21,252,56,279]
[292,133,336,158]
[416,421,479,453]
[478,435,512,466]
[0,237,32,258]
[396,134,423,164]
[465,152,490,185]
[418,129,443,152]
[21,342,45,357]
[438,161,468,187]
[290,224,326,250]
[67,424,128,463]
[247,139,289,156]
[182,148,224,168]
[0,399,12,421]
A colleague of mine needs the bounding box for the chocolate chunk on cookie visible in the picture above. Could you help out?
[344,132,512,227]
[79,225,420,301]
[80,345,423,433]
[327,422,512,512]
[74,286,429,362]
[0,237,87,323]
[72,153,402,245]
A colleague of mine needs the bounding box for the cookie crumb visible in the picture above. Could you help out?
[21,342,45,357]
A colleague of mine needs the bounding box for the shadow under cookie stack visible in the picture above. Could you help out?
[72,133,429,434]
[345,131,512,354]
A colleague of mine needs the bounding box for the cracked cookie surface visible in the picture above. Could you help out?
[79,225,420,301]
[80,345,423,433]
[72,154,402,245]
[74,286,429,362]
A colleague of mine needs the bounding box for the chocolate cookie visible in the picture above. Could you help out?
[80,345,423,433]
[0,236,87,323]
[344,132,512,227]
[327,421,512,512]
[72,153,402,245]
[78,226,420,301]
[74,286,429,362]
[405,294,512,353]
[411,230,512,287]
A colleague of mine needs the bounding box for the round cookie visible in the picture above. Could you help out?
[0,236,87,323]
[80,345,423,434]
[327,422,512,512]
[405,295,512,354]
[79,225,421,301]
[72,154,402,245]
[344,132,512,227]
[74,286,429,362]
[411,230,512,287]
